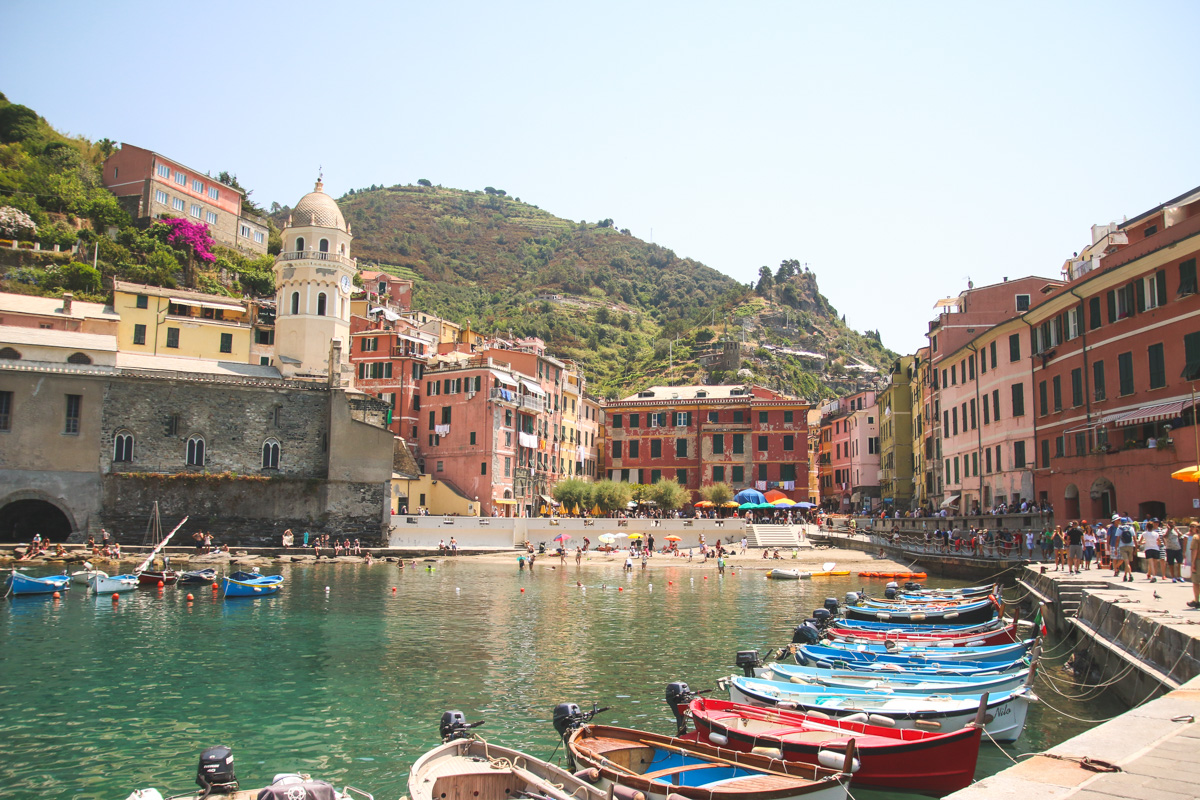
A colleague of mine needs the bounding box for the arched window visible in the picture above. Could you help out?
[186,435,205,467]
[0,347,20,360]
[295,237,305,252]
[114,430,134,463]
[339,243,346,255]
[67,352,92,365]
[262,438,280,470]
[319,238,329,253]
[290,291,300,315]
[317,292,327,316]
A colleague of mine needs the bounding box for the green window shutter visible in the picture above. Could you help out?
[1156,270,1168,306]
[1107,291,1117,323]
[1135,279,1146,313]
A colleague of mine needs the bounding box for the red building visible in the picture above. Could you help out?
[817,390,876,511]
[604,385,810,501]
[349,314,434,443]
[1026,186,1200,521]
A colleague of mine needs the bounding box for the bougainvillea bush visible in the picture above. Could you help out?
[158,217,215,263]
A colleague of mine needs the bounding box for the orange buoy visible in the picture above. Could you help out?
[157,580,164,588]
[211,582,218,589]
[186,593,194,601]
[111,593,119,602]
[52,591,61,599]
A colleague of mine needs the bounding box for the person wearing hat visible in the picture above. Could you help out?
[1112,514,1138,582]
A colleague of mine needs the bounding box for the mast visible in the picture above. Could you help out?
[134,515,189,574]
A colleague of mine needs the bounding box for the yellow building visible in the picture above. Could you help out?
[910,347,933,513]
[879,355,915,509]
[112,280,252,362]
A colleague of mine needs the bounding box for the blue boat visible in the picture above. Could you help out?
[223,574,283,598]
[5,569,70,597]
[761,660,1033,695]
[828,617,1004,635]
[793,643,1030,675]
[817,637,1034,663]
[843,597,997,625]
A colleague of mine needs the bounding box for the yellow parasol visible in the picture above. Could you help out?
[627,533,643,539]
[1170,466,1200,482]
[721,501,741,508]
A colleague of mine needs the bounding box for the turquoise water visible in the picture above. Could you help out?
[0,561,1120,799]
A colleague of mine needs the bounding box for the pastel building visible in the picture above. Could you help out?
[605,385,811,501]
[102,144,268,255]
[818,391,876,511]
[878,356,914,510]
[112,280,252,363]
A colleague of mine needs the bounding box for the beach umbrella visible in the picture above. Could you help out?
[738,502,757,510]
[627,533,643,539]
[694,500,714,508]
[599,533,616,543]
[764,489,788,502]
[1171,466,1200,482]
[553,533,571,543]
[722,501,742,508]
[590,505,602,515]
[664,535,682,542]
[733,489,766,504]
[613,532,629,538]
[797,501,815,508]
[772,498,796,506]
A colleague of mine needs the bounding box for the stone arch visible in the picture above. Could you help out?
[0,490,78,542]
[1088,476,1115,520]
[0,346,20,360]
[67,352,92,365]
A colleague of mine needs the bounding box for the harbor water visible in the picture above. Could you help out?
[0,560,1121,799]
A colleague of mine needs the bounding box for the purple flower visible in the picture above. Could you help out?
[161,217,216,263]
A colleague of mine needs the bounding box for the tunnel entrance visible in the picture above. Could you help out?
[0,499,74,542]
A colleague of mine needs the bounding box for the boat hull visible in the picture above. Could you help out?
[728,677,1035,743]
[794,644,1028,675]
[816,638,1033,663]
[6,570,70,596]
[568,724,849,800]
[137,570,179,587]
[223,576,283,597]
[689,698,981,794]
[71,569,106,585]
[843,599,996,626]
[408,737,608,800]
[824,622,1020,648]
[89,573,139,593]
[179,569,217,585]
[767,570,807,580]
[761,662,1031,695]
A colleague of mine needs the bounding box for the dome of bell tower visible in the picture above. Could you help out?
[288,178,347,232]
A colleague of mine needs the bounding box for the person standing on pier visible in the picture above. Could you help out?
[1187,522,1200,609]
[1065,521,1084,574]
[1113,515,1137,582]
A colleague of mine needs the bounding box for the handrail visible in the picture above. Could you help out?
[275,250,356,269]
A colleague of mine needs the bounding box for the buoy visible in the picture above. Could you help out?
[455,587,460,593]
[325,586,330,592]
[703,576,708,580]
[520,588,525,593]
[157,580,164,588]
[211,582,218,590]
[186,593,194,601]
[618,587,623,592]
[391,587,396,593]
[668,581,673,585]
[111,593,119,602]
[52,591,61,599]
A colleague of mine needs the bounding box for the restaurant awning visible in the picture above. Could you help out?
[539,495,559,507]
[1112,400,1189,427]
[491,371,518,387]
[493,498,519,505]
[521,379,546,396]
[940,494,961,508]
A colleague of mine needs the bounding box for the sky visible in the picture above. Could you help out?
[5,0,1200,354]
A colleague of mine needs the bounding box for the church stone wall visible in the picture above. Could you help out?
[101,378,330,477]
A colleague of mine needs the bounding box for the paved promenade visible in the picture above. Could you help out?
[948,675,1200,799]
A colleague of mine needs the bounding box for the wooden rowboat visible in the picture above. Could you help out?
[4,569,70,597]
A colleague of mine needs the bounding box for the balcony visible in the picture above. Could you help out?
[276,250,356,270]
[490,387,519,405]
[519,395,546,413]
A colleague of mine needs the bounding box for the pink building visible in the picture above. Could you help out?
[818,390,877,511]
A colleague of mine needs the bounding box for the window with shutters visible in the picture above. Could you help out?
[1118,352,1134,396]
[675,438,687,457]
[713,465,725,483]
[732,434,744,454]
[651,439,662,458]
[783,435,794,451]
[1184,331,1200,381]
[731,466,744,484]
[707,411,719,423]
[166,327,179,348]
[1009,333,1021,362]
[1013,441,1025,468]
[1089,297,1102,330]
[783,410,793,424]
[1071,368,1083,407]
[1148,343,1166,389]
[1180,259,1198,297]
[1041,439,1050,468]
[630,440,640,458]
[992,390,1000,422]
[757,435,767,451]
[612,441,622,459]
[1052,376,1062,411]
[759,411,768,424]
[628,414,640,428]
[1093,361,1106,401]
[712,434,724,454]
[650,469,662,483]
[1011,383,1025,416]
[1039,381,1048,416]
[676,468,687,484]
[1143,271,1167,310]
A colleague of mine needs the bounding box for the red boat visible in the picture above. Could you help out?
[823,619,1021,648]
[136,569,179,587]
[684,697,982,795]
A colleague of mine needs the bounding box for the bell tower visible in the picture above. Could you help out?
[274,177,356,380]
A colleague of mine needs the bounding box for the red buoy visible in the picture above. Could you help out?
[668,581,673,585]
[391,587,397,593]
[520,588,525,593]
[52,591,61,599]
[618,587,623,592]
[211,582,218,590]
[111,593,119,602]
[157,580,164,588]
[186,593,194,601]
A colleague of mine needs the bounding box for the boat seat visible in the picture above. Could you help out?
[640,763,724,780]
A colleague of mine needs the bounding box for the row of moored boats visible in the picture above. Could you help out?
[4,566,284,598]
[127,580,1039,799]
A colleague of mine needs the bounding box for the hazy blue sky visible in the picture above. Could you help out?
[6,0,1199,353]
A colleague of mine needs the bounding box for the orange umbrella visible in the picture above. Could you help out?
[1171,466,1200,482]
[664,535,683,542]
[764,489,788,502]
[694,500,715,508]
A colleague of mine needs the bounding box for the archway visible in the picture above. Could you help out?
[1063,484,1080,520]
[1138,500,1167,521]
[0,498,74,542]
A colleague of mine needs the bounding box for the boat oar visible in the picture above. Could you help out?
[637,739,822,781]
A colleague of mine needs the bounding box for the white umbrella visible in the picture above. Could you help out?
[613,533,629,538]
[599,533,617,543]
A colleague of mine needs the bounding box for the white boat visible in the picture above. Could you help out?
[767,569,810,580]
[90,573,139,593]
[726,675,1036,743]
[71,564,106,585]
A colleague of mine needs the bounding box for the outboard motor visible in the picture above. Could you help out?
[812,608,832,626]
[735,650,763,677]
[844,591,860,604]
[823,597,840,615]
[904,581,923,591]
[884,586,898,600]
[885,581,899,590]
[792,622,821,645]
[440,710,484,742]
[196,745,238,795]
[666,682,695,735]
[553,702,609,771]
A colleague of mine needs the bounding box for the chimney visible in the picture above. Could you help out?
[328,338,343,387]
[62,292,73,314]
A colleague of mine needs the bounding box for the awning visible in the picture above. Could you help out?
[521,379,546,396]
[940,494,961,509]
[539,495,559,507]
[491,371,518,387]
[933,298,960,309]
[174,298,245,312]
[1112,400,1189,428]
[494,498,519,505]
[370,306,401,322]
